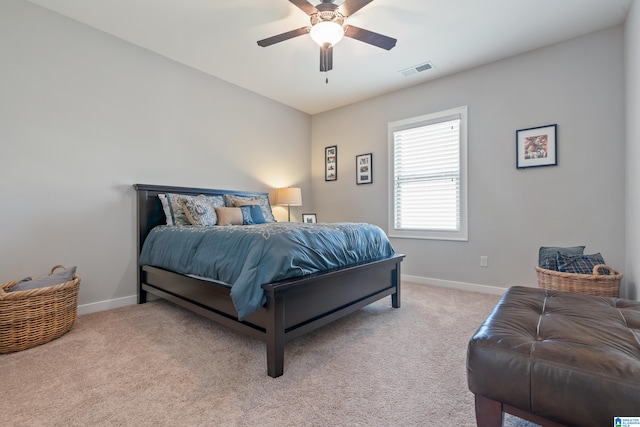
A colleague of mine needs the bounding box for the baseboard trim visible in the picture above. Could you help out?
[77,295,137,315]
[402,274,509,296]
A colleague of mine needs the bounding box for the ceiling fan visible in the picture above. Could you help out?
[257,0,397,74]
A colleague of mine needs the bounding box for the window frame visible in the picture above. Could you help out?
[387,106,468,241]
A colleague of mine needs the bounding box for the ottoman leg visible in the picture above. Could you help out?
[474,395,503,427]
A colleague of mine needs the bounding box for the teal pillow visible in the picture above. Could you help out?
[240,206,254,225]
[240,205,266,225]
[225,194,276,223]
[10,266,77,292]
[538,246,585,268]
[248,205,265,224]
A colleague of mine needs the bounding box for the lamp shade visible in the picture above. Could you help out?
[275,187,302,206]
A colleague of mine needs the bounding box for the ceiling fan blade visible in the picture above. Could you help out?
[257,27,311,47]
[289,0,318,16]
[320,43,333,72]
[338,0,374,17]
[344,25,397,50]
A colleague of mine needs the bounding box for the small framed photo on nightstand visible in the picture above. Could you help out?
[302,213,317,224]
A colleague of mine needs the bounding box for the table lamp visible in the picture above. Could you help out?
[275,187,302,222]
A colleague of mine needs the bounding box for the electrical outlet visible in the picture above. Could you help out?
[480,256,488,267]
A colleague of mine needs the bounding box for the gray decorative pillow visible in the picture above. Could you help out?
[10,266,77,292]
[179,195,218,226]
[205,195,225,208]
[538,246,585,268]
[160,194,224,226]
[162,193,191,226]
[225,194,276,223]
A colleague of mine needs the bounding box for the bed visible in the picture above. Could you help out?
[134,183,404,377]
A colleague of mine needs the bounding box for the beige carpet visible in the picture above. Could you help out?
[0,282,537,426]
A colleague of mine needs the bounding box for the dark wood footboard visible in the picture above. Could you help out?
[141,254,402,377]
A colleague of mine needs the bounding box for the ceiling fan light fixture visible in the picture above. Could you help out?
[310,21,344,47]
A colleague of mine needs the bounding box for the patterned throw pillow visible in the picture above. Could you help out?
[538,246,585,268]
[179,195,218,226]
[542,257,557,271]
[159,194,224,226]
[557,252,608,275]
[240,206,255,225]
[225,194,276,223]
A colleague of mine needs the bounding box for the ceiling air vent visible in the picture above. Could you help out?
[399,61,434,77]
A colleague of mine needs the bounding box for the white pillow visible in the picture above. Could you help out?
[158,194,174,225]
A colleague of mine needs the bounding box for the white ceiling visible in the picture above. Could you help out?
[26,0,631,115]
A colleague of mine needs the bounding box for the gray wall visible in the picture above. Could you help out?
[626,1,640,299]
[1,0,634,311]
[0,0,312,311]
[311,27,627,295]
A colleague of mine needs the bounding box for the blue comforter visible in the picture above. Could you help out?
[139,222,395,320]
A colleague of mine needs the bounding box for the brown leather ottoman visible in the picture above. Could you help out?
[467,286,640,427]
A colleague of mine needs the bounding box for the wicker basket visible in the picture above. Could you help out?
[0,265,80,353]
[535,264,622,297]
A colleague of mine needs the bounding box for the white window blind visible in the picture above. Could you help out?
[388,107,468,241]
[393,119,460,230]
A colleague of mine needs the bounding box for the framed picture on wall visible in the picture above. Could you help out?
[302,213,317,223]
[325,146,337,181]
[356,153,373,184]
[516,124,557,169]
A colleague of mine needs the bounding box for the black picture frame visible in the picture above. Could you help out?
[356,153,373,185]
[325,146,337,181]
[302,213,317,223]
[516,124,558,169]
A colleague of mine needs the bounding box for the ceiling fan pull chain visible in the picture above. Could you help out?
[326,71,329,84]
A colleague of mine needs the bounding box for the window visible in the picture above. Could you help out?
[388,106,468,240]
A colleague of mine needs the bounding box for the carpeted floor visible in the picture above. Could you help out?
[0,282,537,426]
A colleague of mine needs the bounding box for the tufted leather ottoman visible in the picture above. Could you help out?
[467,286,640,427]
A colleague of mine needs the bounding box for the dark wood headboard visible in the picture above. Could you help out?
[133,184,269,255]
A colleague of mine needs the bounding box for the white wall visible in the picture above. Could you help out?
[312,27,627,295]
[0,0,311,311]
[625,1,640,299]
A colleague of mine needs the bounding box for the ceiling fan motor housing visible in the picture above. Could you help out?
[311,10,345,27]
